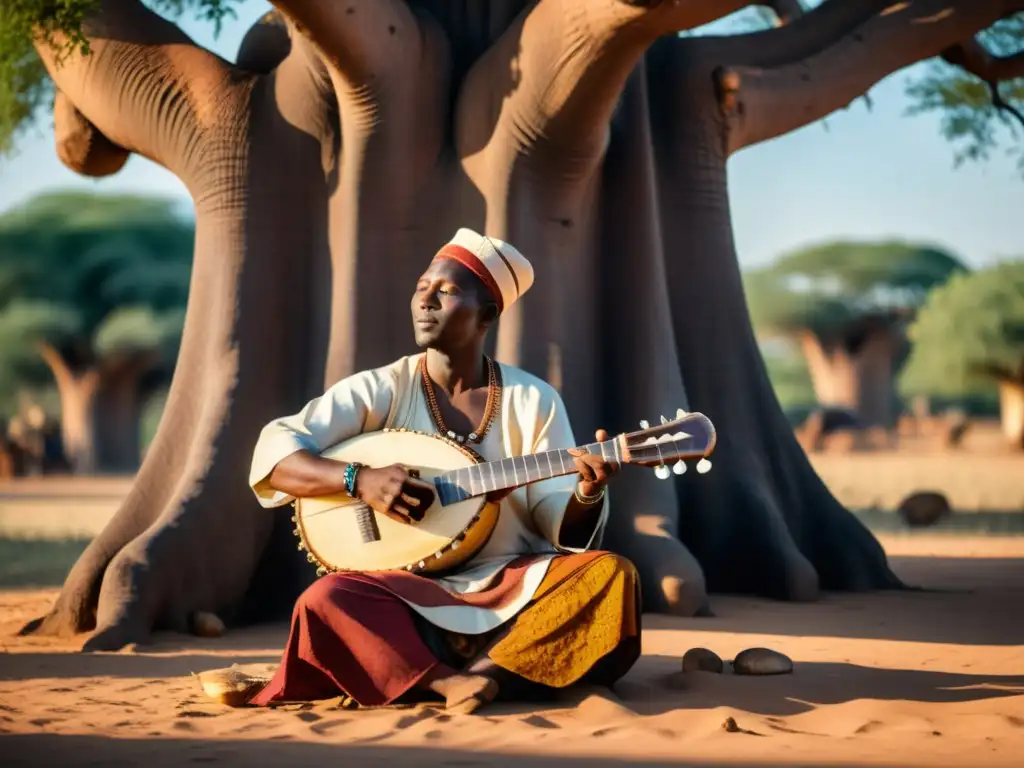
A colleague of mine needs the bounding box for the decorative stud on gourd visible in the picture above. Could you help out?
[654,464,672,480]
[660,415,668,424]
[697,458,712,474]
[639,419,650,429]
[673,460,687,475]
[676,408,688,418]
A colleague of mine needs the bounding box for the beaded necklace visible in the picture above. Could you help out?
[419,355,501,444]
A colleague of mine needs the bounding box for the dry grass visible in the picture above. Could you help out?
[811,450,1024,512]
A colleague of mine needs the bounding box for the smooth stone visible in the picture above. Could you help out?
[191,611,226,638]
[682,647,724,673]
[732,647,793,675]
[898,491,951,528]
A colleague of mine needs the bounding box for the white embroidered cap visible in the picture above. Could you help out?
[433,227,534,313]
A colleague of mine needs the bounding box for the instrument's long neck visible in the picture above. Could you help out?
[433,438,622,506]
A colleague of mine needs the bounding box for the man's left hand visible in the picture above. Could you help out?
[486,429,619,505]
[568,429,619,498]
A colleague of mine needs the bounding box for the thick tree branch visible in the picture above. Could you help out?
[252,14,338,152]
[942,36,1024,128]
[458,0,760,184]
[692,1,898,69]
[268,0,422,92]
[943,36,1024,81]
[236,10,291,75]
[34,0,244,180]
[766,0,807,24]
[723,0,1020,153]
[36,341,73,387]
[52,88,130,177]
[269,0,446,187]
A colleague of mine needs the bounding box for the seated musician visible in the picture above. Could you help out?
[246,228,641,714]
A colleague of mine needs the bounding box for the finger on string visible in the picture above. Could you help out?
[575,461,596,482]
[401,491,423,508]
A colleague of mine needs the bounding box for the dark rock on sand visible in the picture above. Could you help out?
[732,647,793,675]
[682,647,724,673]
[898,491,952,528]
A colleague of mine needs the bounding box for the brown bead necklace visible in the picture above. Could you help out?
[420,355,502,445]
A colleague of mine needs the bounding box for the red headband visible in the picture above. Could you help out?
[433,244,505,313]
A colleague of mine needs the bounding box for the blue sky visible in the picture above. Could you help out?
[0,2,1021,269]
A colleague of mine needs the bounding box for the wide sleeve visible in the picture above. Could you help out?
[527,390,609,553]
[248,366,396,508]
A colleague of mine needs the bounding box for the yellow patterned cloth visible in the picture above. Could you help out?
[484,551,641,688]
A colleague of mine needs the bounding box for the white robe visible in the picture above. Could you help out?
[248,353,608,634]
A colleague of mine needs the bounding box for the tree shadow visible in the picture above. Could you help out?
[0,733,906,768]
[606,656,1024,718]
[0,651,278,682]
[642,554,1024,646]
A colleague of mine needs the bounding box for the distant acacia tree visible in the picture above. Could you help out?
[744,241,966,426]
[906,13,1024,174]
[0,192,190,472]
[901,260,1024,450]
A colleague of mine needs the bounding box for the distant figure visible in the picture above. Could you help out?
[0,419,14,478]
[796,407,862,453]
[898,491,952,528]
[7,401,47,476]
[936,410,971,450]
[41,417,71,474]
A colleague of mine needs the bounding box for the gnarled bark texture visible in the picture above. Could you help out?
[20,0,1022,649]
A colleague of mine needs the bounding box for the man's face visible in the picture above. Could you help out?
[410,258,494,350]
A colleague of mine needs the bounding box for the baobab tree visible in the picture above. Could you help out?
[0,192,190,473]
[744,241,966,428]
[902,261,1024,450]
[4,0,1023,651]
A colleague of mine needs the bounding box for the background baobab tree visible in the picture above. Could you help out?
[0,192,190,473]
[2,0,1023,651]
[744,241,966,428]
[902,260,1024,450]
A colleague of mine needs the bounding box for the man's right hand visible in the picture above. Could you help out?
[353,464,436,525]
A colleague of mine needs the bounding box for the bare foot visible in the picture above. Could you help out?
[429,673,499,715]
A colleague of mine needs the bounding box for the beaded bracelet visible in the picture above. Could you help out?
[343,462,364,498]
[574,483,606,506]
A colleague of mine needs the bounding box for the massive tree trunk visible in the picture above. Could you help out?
[798,326,901,427]
[998,380,1024,451]
[20,0,1020,649]
[37,343,154,473]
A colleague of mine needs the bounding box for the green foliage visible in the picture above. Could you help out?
[0,191,193,412]
[906,14,1024,176]
[744,240,967,341]
[900,260,1024,396]
[0,0,240,155]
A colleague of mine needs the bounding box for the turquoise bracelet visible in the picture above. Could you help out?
[343,462,364,497]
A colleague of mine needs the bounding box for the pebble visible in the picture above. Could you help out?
[681,647,724,673]
[732,647,793,675]
[191,612,226,638]
[898,491,951,528]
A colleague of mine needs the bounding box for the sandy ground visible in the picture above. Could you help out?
[0,535,1020,767]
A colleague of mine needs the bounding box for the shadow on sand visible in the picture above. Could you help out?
[611,656,1024,718]
[1,733,919,767]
